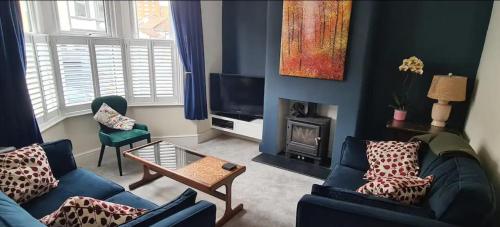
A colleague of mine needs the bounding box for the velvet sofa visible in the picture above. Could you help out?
[0,139,216,227]
[297,136,495,227]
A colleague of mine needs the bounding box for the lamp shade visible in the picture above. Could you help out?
[427,74,467,101]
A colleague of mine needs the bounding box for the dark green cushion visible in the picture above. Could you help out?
[99,129,151,147]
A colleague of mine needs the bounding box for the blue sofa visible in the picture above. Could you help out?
[0,139,216,227]
[297,136,495,227]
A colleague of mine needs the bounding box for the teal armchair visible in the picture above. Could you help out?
[91,96,151,176]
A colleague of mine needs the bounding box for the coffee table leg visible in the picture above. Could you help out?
[216,182,244,227]
[129,165,162,190]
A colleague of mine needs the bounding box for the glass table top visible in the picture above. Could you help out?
[128,141,204,170]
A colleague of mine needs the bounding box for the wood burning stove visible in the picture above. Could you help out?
[285,116,330,165]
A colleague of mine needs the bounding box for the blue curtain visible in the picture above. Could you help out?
[171,1,208,120]
[0,1,43,147]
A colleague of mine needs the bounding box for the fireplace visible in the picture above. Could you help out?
[285,116,330,165]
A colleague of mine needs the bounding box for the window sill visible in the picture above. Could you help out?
[39,104,184,133]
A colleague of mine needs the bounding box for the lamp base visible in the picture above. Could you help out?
[431,120,446,127]
[430,100,451,128]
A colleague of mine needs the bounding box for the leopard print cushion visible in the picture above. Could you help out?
[40,196,147,227]
[0,144,58,204]
[364,141,421,180]
[357,175,433,205]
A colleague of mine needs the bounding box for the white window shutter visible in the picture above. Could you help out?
[56,41,95,107]
[153,42,175,98]
[128,42,152,100]
[94,41,125,97]
[34,38,58,115]
[25,39,44,118]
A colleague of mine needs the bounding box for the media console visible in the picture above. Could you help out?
[210,114,263,140]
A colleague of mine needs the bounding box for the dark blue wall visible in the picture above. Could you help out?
[222,1,267,77]
[259,1,378,166]
[360,1,493,139]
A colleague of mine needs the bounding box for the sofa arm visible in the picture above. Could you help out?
[297,195,456,227]
[40,139,77,178]
[133,123,149,131]
[150,201,216,227]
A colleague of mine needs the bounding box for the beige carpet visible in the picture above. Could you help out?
[76,135,321,227]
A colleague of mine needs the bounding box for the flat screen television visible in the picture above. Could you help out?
[210,73,265,119]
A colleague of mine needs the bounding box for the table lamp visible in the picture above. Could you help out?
[427,73,467,127]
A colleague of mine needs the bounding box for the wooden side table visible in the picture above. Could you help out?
[386,120,462,141]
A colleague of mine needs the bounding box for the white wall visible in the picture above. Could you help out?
[465,1,500,221]
[199,1,223,138]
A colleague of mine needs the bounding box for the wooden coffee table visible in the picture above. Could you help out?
[123,141,246,226]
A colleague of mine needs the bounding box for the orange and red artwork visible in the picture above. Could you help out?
[280,1,352,80]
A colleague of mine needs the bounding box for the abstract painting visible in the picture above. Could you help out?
[280,1,352,80]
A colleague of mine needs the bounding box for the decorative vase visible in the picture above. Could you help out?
[393,109,407,121]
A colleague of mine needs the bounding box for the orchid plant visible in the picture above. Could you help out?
[390,56,424,111]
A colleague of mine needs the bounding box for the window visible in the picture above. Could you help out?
[24,35,59,123]
[19,1,183,130]
[55,38,95,108]
[19,1,34,33]
[56,1,107,34]
[127,40,180,104]
[94,40,126,97]
[134,1,173,40]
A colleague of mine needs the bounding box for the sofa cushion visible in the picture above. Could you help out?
[0,144,59,204]
[364,140,421,180]
[423,157,494,226]
[324,165,367,191]
[22,168,124,219]
[339,136,369,171]
[121,188,197,226]
[41,139,77,179]
[0,191,44,227]
[106,191,158,210]
[357,176,433,205]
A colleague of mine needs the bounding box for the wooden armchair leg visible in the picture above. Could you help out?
[147,137,151,143]
[129,143,133,149]
[115,147,123,176]
[98,145,105,167]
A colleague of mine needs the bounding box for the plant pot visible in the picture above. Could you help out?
[393,109,407,121]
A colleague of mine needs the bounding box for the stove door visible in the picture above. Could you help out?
[286,120,320,156]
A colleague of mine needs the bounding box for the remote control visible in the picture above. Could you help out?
[222,162,237,171]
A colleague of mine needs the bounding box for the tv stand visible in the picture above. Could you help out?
[210,114,263,140]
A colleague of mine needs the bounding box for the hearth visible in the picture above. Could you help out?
[285,116,330,165]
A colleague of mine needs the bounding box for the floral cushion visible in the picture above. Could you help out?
[0,144,59,204]
[93,103,135,130]
[40,196,147,227]
[357,175,433,205]
[364,141,421,180]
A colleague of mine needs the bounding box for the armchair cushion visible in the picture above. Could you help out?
[22,169,124,219]
[133,123,148,131]
[99,129,151,147]
[121,188,197,226]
